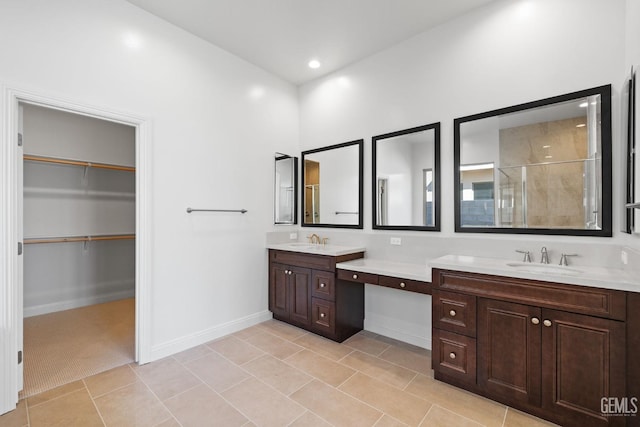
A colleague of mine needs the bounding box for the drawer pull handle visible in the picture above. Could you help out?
[284,270,289,274]
[288,271,292,275]
[449,310,456,317]
[543,319,552,327]
[320,313,326,318]
[352,274,358,279]
[449,352,456,360]
[320,283,326,288]
[400,282,406,288]
[531,317,540,325]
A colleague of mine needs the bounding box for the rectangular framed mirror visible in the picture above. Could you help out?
[274,153,297,225]
[454,85,612,236]
[372,123,440,231]
[301,139,363,229]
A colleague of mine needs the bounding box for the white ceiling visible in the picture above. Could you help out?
[125,0,496,85]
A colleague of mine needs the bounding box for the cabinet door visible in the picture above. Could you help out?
[541,309,626,427]
[478,299,542,406]
[289,266,312,326]
[269,263,289,319]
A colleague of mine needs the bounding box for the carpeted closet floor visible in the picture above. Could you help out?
[21,298,135,398]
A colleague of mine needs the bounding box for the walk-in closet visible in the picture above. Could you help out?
[20,103,136,397]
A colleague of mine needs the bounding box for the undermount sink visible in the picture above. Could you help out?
[287,243,316,249]
[506,262,583,276]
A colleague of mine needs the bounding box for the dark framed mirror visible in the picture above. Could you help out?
[454,85,612,236]
[274,153,297,225]
[301,139,363,229]
[372,123,440,231]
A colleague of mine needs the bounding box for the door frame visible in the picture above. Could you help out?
[0,85,153,414]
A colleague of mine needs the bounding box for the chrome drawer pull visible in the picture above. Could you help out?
[352,274,358,279]
[320,313,326,318]
[449,352,456,360]
[531,317,540,325]
[449,310,456,317]
[400,282,406,288]
[320,283,326,288]
[543,319,552,327]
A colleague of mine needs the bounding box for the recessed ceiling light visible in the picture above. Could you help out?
[543,145,551,148]
[579,102,588,108]
[308,59,321,69]
[545,155,553,159]
[576,123,586,128]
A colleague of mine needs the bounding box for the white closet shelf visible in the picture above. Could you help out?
[24,234,135,244]
[24,154,135,172]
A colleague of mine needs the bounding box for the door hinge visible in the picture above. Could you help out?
[18,351,22,364]
[17,133,23,147]
[18,242,22,255]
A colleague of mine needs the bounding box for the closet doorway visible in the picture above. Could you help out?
[19,102,137,397]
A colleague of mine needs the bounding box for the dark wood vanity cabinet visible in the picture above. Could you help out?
[432,268,630,427]
[268,249,364,342]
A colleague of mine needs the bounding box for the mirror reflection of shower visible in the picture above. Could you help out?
[274,153,297,224]
[304,159,320,224]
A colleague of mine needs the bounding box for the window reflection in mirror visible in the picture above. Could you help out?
[373,123,440,231]
[301,140,363,229]
[274,153,297,225]
[454,85,612,236]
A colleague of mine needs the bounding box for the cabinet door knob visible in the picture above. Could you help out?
[400,282,406,288]
[320,313,326,318]
[449,352,456,360]
[284,269,289,274]
[543,319,552,327]
[449,309,457,317]
[531,317,540,325]
[352,274,358,279]
[288,271,293,275]
[320,283,326,288]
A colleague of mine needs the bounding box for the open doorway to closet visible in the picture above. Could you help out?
[19,103,136,398]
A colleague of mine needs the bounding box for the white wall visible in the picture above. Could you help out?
[298,0,639,347]
[1,0,299,361]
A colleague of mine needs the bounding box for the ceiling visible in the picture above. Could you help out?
[125,0,496,85]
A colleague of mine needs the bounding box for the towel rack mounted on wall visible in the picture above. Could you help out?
[335,211,358,215]
[626,203,640,209]
[24,234,136,244]
[186,208,248,214]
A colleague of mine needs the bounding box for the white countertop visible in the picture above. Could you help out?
[336,258,431,282]
[429,254,640,293]
[267,242,366,257]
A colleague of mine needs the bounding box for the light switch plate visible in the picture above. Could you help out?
[621,250,628,265]
[289,232,298,240]
[390,237,402,246]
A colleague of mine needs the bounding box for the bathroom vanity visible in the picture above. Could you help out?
[430,255,640,427]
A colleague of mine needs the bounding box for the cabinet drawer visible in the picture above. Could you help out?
[433,290,476,337]
[337,269,378,284]
[270,250,335,271]
[312,271,335,301]
[433,329,477,384]
[378,275,431,294]
[311,298,335,336]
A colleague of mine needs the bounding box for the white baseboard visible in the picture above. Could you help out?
[149,310,273,363]
[23,289,135,317]
[364,312,432,350]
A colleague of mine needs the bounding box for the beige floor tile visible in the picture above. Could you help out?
[285,349,356,387]
[27,380,85,407]
[343,333,391,356]
[289,411,332,427]
[293,332,354,361]
[374,414,411,427]
[378,345,432,376]
[340,351,417,389]
[0,400,28,427]
[290,380,383,427]
[257,320,308,341]
[420,405,483,427]
[232,324,265,340]
[164,383,247,427]
[153,418,181,427]
[503,408,560,426]
[184,352,249,392]
[242,331,303,360]
[133,357,202,401]
[242,354,313,395]
[207,335,265,365]
[339,373,432,426]
[405,374,506,427]
[172,344,212,364]
[29,389,103,427]
[84,364,138,398]
[222,377,306,427]
[94,381,170,427]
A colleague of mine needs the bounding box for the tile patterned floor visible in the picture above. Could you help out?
[0,320,558,427]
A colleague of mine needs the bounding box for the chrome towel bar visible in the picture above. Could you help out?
[626,203,640,209]
[186,208,248,214]
[335,211,358,215]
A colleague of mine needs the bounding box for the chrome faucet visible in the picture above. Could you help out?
[515,249,532,262]
[540,247,549,264]
[559,253,578,266]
